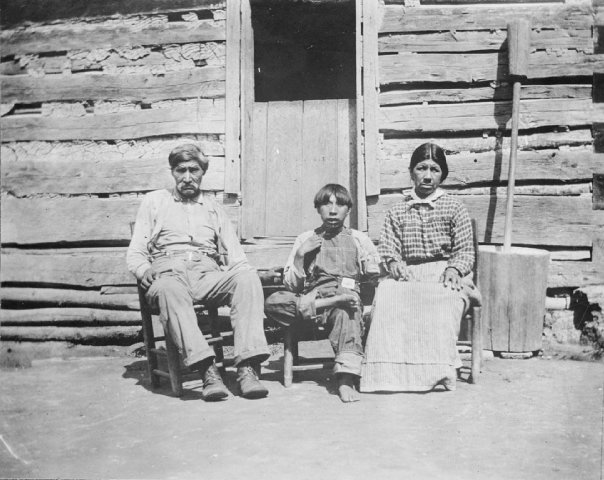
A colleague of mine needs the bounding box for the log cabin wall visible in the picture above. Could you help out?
[2,0,604,348]
[372,0,604,289]
[0,0,232,345]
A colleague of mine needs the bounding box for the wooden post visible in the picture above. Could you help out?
[225,0,241,194]
[354,0,368,232]
[362,0,380,197]
[240,0,255,238]
[503,19,530,251]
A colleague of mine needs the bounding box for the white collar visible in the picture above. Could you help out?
[407,188,444,209]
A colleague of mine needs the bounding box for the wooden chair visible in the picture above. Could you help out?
[460,218,482,384]
[282,218,483,387]
[137,285,228,397]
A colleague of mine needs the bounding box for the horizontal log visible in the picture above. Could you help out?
[1,136,225,195]
[410,0,565,3]
[1,136,224,162]
[548,261,604,288]
[1,153,225,195]
[2,244,599,290]
[379,85,592,107]
[379,51,604,85]
[1,194,239,245]
[380,129,594,157]
[1,67,225,104]
[1,308,141,325]
[379,98,602,134]
[0,248,133,287]
[243,244,291,269]
[0,100,225,141]
[101,286,139,295]
[548,250,591,261]
[0,325,140,342]
[0,240,291,288]
[1,18,226,56]
[379,29,592,54]
[1,0,225,27]
[1,240,604,288]
[0,43,226,76]
[442,184,591,197]
[380,4,594,33]
[367,193,604,247]
[380,148,603,189]
[0,287,139,310]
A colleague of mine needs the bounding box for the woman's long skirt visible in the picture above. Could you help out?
[360,261,469,392]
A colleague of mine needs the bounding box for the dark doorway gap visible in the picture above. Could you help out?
[251,0,356,102]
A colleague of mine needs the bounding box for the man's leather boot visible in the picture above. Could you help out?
[201,363,229,401]
[237,362,268,399]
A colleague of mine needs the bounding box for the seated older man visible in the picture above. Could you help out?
[127,144,270,401]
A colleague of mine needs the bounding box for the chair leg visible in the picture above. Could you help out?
[165,333,184,397]
[292,333,299,365]
[283,326,295,388]
[209,307,225,374]
[470,306,482,384]
[138,287,160,389]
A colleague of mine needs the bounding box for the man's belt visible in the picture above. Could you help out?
[151,249,216,261]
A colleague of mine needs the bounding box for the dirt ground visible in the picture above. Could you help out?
[1,342,603,480]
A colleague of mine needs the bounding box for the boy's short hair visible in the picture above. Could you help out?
[313,183,353,209]
[168,144,209,172]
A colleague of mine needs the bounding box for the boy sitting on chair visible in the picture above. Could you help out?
[264,184,380,402]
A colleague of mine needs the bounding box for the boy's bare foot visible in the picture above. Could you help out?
[337,373,360,403]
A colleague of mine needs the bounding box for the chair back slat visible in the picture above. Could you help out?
[471,218,479,285]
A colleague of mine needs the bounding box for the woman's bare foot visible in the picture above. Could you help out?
[337,373,360,403]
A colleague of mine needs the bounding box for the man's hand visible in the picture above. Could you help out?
[140,269,158,290]
[440,267,462,291]
[389,261,414,282]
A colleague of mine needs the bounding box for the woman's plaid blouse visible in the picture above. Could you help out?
[378,192,475,277]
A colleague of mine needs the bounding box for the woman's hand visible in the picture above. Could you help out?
[440,267,462,291]
[389,261,414,282]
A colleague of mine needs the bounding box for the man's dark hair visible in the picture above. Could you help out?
[313,183,353,209]
[168,144,209,171]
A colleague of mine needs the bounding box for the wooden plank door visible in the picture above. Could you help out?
[246,99,355,237]
[240,0,363,239]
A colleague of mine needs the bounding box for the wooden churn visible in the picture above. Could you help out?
[478,246,549,352]
[478,20,550,353]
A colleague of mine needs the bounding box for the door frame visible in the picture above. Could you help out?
[226,0,379,238]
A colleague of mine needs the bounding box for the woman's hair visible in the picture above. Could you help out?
[168,143,209,172]
[313,183,353,209]
[409,143,448,181]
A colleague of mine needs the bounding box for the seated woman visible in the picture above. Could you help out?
[361,143,479,393]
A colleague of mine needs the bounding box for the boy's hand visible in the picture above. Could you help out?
[298,234,322,256]
[293,234,322,273]
[296,234,322,258]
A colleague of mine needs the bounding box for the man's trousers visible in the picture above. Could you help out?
[145,254,269,367]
